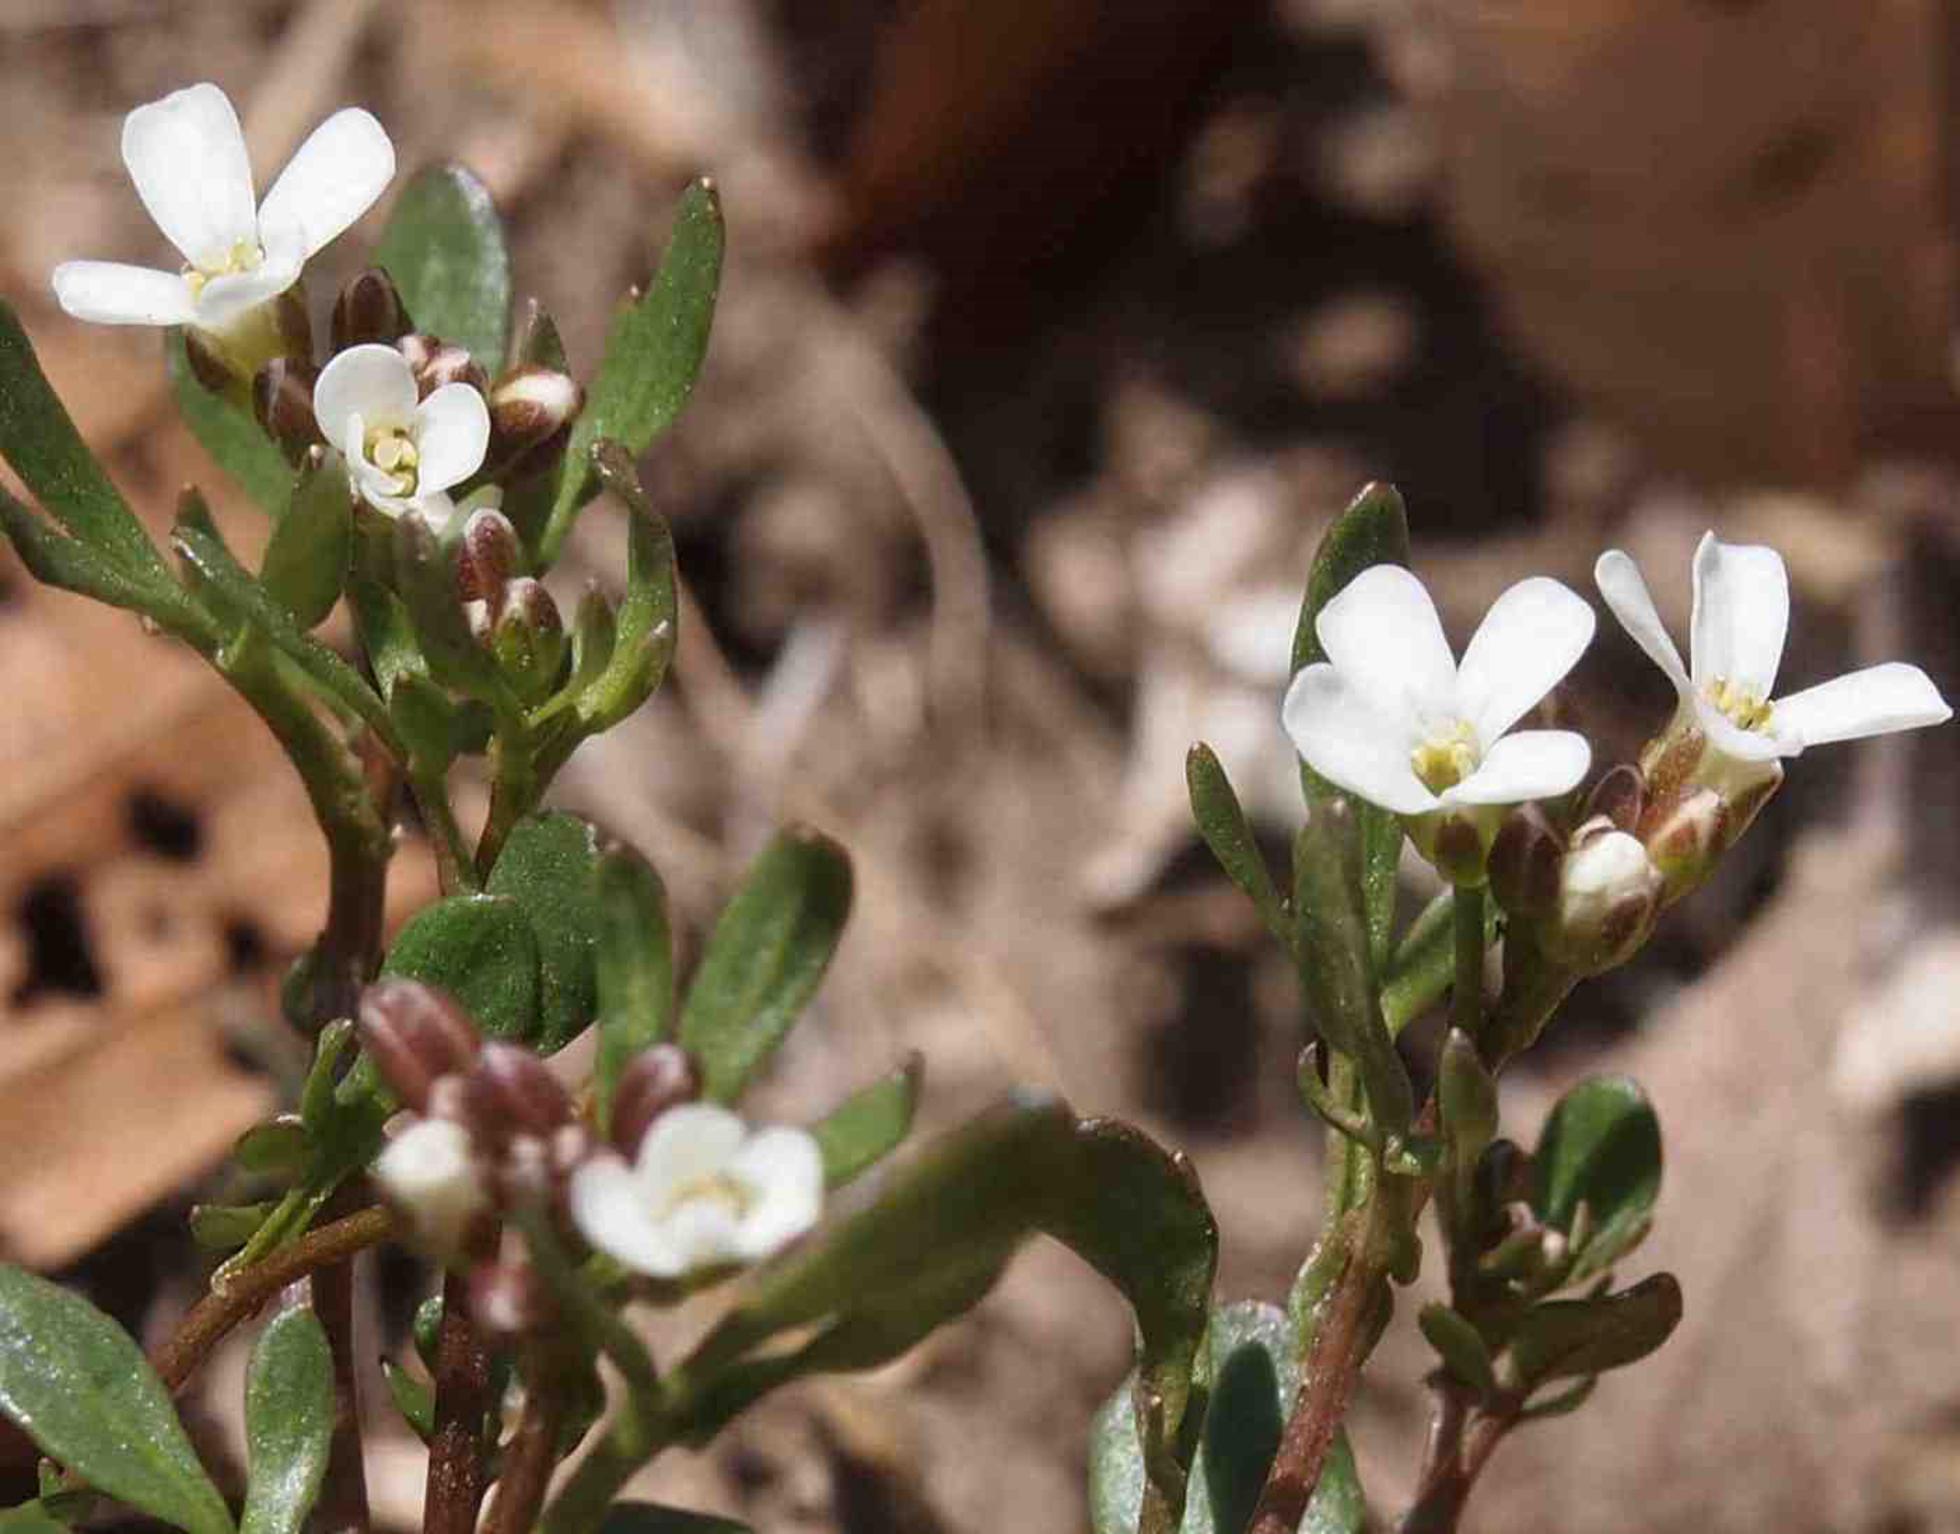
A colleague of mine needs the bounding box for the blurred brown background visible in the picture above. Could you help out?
[4,1,1960,1531]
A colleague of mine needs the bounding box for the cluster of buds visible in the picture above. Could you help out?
[359,980,823,1319]
[454,499,568,702]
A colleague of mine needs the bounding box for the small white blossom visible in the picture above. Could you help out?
[1281,564,1595,816]
[52,83,393,334]
[373,1117,487,1260]
[568,1103,823,1280]
[312,343,489,522]
[1595,533,1952,769]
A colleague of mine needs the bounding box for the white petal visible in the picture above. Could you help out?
[631,1102,747,1207]
[120,83,256,271]
[728,1128,824,1261]
[568,1153,685,1278]
[1455,576,1595,744]
[314,342,418,443]
[258,108,396,259]
[190,219,303,329]
[1688,695,1789,763]
[1312,564,1456,726]
[1443,729,1590,806]
[50,261,194,326]
[413,382,492,493]
[652,1199,745,1273]
[1690,532,1788,695]
[1281,663,1437,815]
[1770,663,1953,749]
[408,493,460,536]
[373,1118,485,1256]
[1594,549,1689,695]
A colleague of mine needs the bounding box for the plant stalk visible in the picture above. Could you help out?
[1451,884,1485,1046]
[424,1269,496,1534]
[310,1256,372,1534]
[482,1375,563,1534]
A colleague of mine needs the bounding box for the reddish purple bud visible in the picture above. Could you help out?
[611,1044,702,1156]
[358,980,484,1112]
[331,268,410,353]
[456,505,522,604]
[1488,804,1565,919]
[399,334,489,399]
[1583,763,1646,835]
[470,1042,573,1138]
[252,357,322,462]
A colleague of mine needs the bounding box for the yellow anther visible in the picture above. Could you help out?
[1411,722,1479,794]
[1704,677,1772,732]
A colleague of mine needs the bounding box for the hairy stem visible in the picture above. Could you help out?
[424,1270,496,1534]
[1451,884,1485,1046]
[152,1206,396,1391]
[1251,1211,1386,1534]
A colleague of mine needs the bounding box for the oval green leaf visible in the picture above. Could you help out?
[374,165,511,366]
[1532,1075,1662,1272]
[257,451,349,630]
[239,1307,334,1534]
[593,843,676,1129]
[811,1054,923,1190]
[381,894,542,1043]
[485,812,604,1052]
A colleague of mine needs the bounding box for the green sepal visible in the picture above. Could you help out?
[0,1267,234,1534]
[373,165,511,365]
[679,827,853,1103]
[1531,1076,1662,1280]
[484,813,604,1053]
[540,180,723,562]
[1186,744,1289,951]
[811,1054,923,1190]
[592,844,675,1132]
[257,450,350,630]
[238,1307,334,1534]
[165,331,293,519]
[380,894,543,1043]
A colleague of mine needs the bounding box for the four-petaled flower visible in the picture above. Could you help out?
[1282,565,1596,817]
[313,343,490,522]
[568,1103,823,1280]
[52,82,393,335]
[1595,533,1952,776]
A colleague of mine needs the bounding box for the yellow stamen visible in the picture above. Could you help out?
[365,426,421,493]
[183,239,266,299]
[1704,677,1772,732]
[661,1172,754,1220]
[1411,722,1479,794]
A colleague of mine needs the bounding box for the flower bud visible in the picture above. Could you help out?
[1583,763,1646,835]
[490,577,568,702]
[372,1117,489,1261]
[358,980,483,1113]
[611,1044,702,1156]
[485,366,582,476]
[1640,786,1726,906]
[1487,804,1563,918]
[470,1042,573,1140]
[468,1257,550,1338]
[456,504,523,604]
[398,333,489,399]
[1544,819,1663,974]
[331,268,411,352]
[252,357,322,463]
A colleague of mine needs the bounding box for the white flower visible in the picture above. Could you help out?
[312,344,489,521]
[1281,565,1596,816]
[373,1117,487,1260]
[568,1103,823,1280]
[52,83,393,334]
[1595,533,1952,768]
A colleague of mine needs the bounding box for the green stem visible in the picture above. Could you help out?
[409,764,480,896]
[475,716,540,879]
[1451,885,1485,1046]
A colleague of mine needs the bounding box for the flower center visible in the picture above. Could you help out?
[365,424,421,494]
[1411,721,1479,794]
[183,239,266,297]
[1703,677,1772,733]
[659,1171,754,1222]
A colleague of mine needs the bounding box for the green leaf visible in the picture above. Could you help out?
[680,828,853,1103]
[1091,1302,1364,1534]
[165,332,293,518]
[0,1268,232,1534]
[189,1202,275,1251]
[562,443,677,738]
[1418,1303,1497,1397]
[811,1055,923,1189]
[257,452,350,629]
[381,895,542,1043]
[1381,890,1498,1036]
[1532,1076,1662,1276]
[1290,483,1410,963]
[1187,744,1289,951]
[1517,1375,1598,1421]
[1436,1028,1497,1236]
[599,1506,750,1534]
[0,1503,70,1534]
[1506,1273,1683,1386]
[1292,803,1412,1142]
[381,1360,434,1443]
[233,1117,309,1179]
[593,845,675,1131]
[170,494,395,747]
[541,180,723,562]
[374,165,511,365]
[0,487,199,628]
[485,813,604,1053]
[239,1307,334,1534]
[0,303,169,579]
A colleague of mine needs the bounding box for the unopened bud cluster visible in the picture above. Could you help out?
[454,502,568,700]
